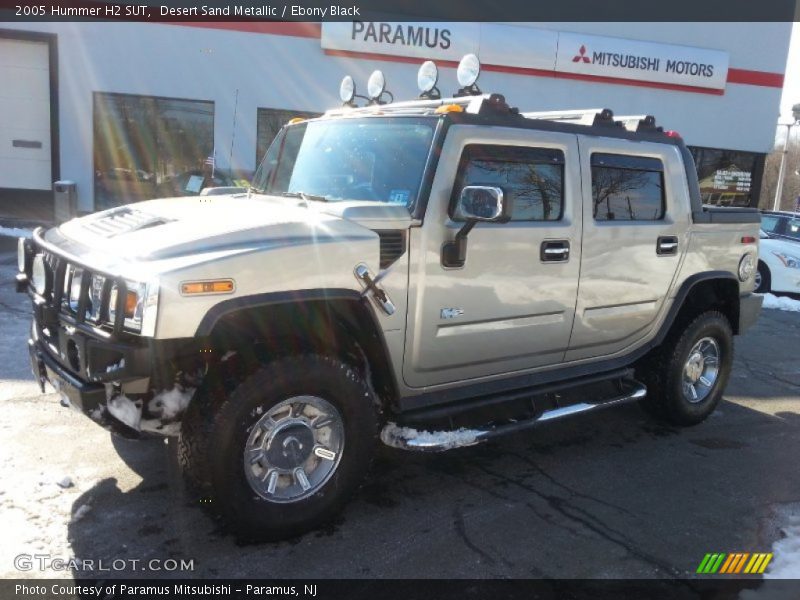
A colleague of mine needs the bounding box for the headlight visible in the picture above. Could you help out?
[68,267,84,312]
[31,254,48,295]
[108,280,157,333]
[738,253,755,282]
[88,274,105,321]
[772,251,800,269]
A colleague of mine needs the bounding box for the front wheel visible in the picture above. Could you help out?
[638,311,733,426]
[183,354,378,541]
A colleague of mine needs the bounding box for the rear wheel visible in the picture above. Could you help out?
[638,311,733,426]
[754,261,771,293]
[180,354,378,541]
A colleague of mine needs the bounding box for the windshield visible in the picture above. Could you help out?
[251,117,436,210]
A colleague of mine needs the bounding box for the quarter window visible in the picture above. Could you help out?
[591,153,665,221]
[452,145,565,221]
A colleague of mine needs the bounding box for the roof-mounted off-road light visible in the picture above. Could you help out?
[339,75,356,105]
[367,70,390,104]
[417,61,441,99]
[456,53,482,96]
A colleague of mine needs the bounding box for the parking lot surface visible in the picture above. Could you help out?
[1,240,799,579]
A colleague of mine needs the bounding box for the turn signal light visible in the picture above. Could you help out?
[288,117,306,124]
[741,236,756,244]
[181,279,235,295]
[435,104,464,114]
[124,290,138,317]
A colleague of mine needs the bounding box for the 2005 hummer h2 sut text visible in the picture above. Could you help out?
[16,56,762,540]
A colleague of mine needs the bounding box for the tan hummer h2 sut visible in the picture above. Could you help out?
[16,56,762,540]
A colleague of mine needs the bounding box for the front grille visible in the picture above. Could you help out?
[28,235,129,337]
[376,230,407,269]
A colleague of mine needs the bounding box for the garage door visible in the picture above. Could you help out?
[0,38,51,191]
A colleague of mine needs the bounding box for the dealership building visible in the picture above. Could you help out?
[0,20,792,221]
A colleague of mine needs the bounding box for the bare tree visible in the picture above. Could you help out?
[759,133,800,211]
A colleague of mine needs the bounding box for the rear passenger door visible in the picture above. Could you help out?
[567,138,687,361]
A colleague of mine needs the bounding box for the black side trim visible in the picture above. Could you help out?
[398,270,739,413]
[692,207,762,224]
[195,289,364,337]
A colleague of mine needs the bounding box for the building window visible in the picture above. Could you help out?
[93,93,214,209]
[688,146,765,208]
[256,108,320,166]
[452,145,564,221]
[591,153,665,221]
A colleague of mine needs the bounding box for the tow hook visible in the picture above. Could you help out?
[354,263,396,316]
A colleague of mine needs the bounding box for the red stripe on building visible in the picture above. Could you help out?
[163,23,785,92]
[170,21,321,38]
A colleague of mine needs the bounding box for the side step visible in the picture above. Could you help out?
[381,380,647,452]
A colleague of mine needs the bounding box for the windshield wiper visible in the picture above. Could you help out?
[281,191,329,203]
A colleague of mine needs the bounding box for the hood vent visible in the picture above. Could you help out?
[83,207,172,238]
[376,230,406,269]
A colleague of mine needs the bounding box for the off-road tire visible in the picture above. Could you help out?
[181,354,378,541]
[755,261,771,294]
[637,311,733,426]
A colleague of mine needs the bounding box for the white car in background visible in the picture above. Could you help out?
[757,211,800,294]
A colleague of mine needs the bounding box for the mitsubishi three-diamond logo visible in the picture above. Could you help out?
[572,45,592,63]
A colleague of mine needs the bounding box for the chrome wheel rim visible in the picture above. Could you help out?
[682,337,720,404]
[754,270,762,290]
[244,395,344,503]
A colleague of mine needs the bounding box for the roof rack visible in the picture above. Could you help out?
[521,108,618,127]
[613,115,663,134]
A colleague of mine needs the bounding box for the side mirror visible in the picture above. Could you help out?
[443,186,509,268]
[453,186,508,222]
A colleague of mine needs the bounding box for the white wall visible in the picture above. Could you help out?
[2,21,793,212]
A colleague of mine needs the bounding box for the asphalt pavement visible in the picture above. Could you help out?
[1,238,799,580]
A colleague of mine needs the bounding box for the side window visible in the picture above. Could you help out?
[591,153,665,221]
[760,215,780,234]
[452,145,564,221]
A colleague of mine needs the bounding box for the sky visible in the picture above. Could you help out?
[779,22,800,122]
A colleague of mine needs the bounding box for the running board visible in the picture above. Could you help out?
[381,381,647,452]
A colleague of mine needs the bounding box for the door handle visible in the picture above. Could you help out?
[657,236,679,256]
[541,240,570,262]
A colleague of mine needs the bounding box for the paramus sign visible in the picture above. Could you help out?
[321,23,730,91]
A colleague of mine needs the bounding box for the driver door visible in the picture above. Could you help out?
[403,126,582,388]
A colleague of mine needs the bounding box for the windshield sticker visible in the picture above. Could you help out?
[389,189,410,205]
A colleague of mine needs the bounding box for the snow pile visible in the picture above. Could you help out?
[56,476,74,489]
[147,386,195,420]
[763,514,800,578]
[381,422,483,451]
[760,293,800,313]
[0,225,33,238]
[106,394,142,430]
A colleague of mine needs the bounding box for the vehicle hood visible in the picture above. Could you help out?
[53,193,412,263]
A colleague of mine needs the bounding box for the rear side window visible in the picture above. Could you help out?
[591,153,665,221]
[452,145,565,221]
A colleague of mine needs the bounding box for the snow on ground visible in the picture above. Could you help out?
[763,513,800,578]
[760,293,800,313]
[0,225,33,238]
[381,422,483,450]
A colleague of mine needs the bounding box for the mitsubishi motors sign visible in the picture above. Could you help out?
[556,32,729,90]
[321,23,730,92]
